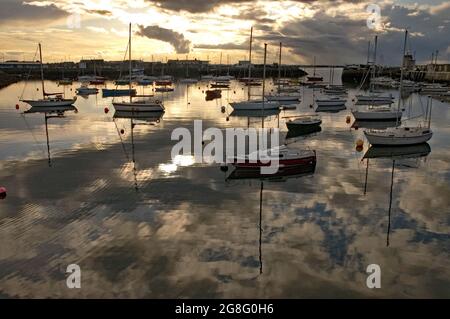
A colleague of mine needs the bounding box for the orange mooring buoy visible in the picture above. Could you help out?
[120,129,125,134]
[104,107,109,114]
[15,104,19,110]
[356,139,364,147]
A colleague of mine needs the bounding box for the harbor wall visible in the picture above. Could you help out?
[0,71,19,89]
[0,65,307,81]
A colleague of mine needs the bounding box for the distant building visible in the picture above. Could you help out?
[79,59,104,70]
[237,60,250,68]
[403,53,415,71]
[167,59,208,67]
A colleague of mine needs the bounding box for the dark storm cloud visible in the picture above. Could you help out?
[246,2,450,65]
[137,25,191,53]
[0,0,68,25]
[194,42,248,50]
[148,0,253,13]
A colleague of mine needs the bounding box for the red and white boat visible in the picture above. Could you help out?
[229,146,316,169]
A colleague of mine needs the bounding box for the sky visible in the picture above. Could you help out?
[0,0,449,65]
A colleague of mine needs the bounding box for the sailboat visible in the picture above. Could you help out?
[230,36,279,111]
[364,30,433,146]
[265,42,301,103]
[356,36,394,105]
[180,56,199,84]
[76,83,98,95]
[20,44,77,108]
[57,65,73,85]
[306,56,323,82]
[112,24,164,113]
[352,105,402,121]
[285,114,322,133]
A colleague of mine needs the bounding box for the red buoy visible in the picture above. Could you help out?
[104,107,109,114]
[0,187,6,200]
[15,104,19,110]
[120,129,125,134]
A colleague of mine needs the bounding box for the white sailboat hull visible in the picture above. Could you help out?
[112,101,164,112]
[364,128,433,145]
[352,110,402,121]
[230,101,280,110]
[21,97,77,107]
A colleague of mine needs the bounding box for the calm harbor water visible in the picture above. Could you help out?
[0,69,449,298]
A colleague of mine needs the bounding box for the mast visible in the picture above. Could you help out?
[367,40,371,65]
[248,26,253,101]
[313,56,316,76]
[433,50,439,83]
[44,114,51,166]
[396,29,408,124]
[261,43,267,127]
[186,54,189,77]
[219,52,222,76]
[278,42,282,94]
[151,55,154,75]
[371,35,378,89]
[259,181,263,275]
[129,23,132,103]
[38,43,45,99]
[248,27,253,79]
[428,96,433,129]
[387,160,395,247]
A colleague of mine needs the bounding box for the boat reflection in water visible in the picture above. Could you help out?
[363,143,431,160]
[229,109,281,118]
[352,120,398,130]
[362,143,431,246]
[224,149,316,274]
[315,105,346,113]
[23,105,77,166]
[113,110,165,190]
[286,125,321,140]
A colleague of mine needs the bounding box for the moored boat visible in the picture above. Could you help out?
[364,127,433,146]
[230,100,279,110]
[230,146,317,169]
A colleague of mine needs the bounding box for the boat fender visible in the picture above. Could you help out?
[155,100,161,104]
[15,104,19,110]
[104,107,109,114]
